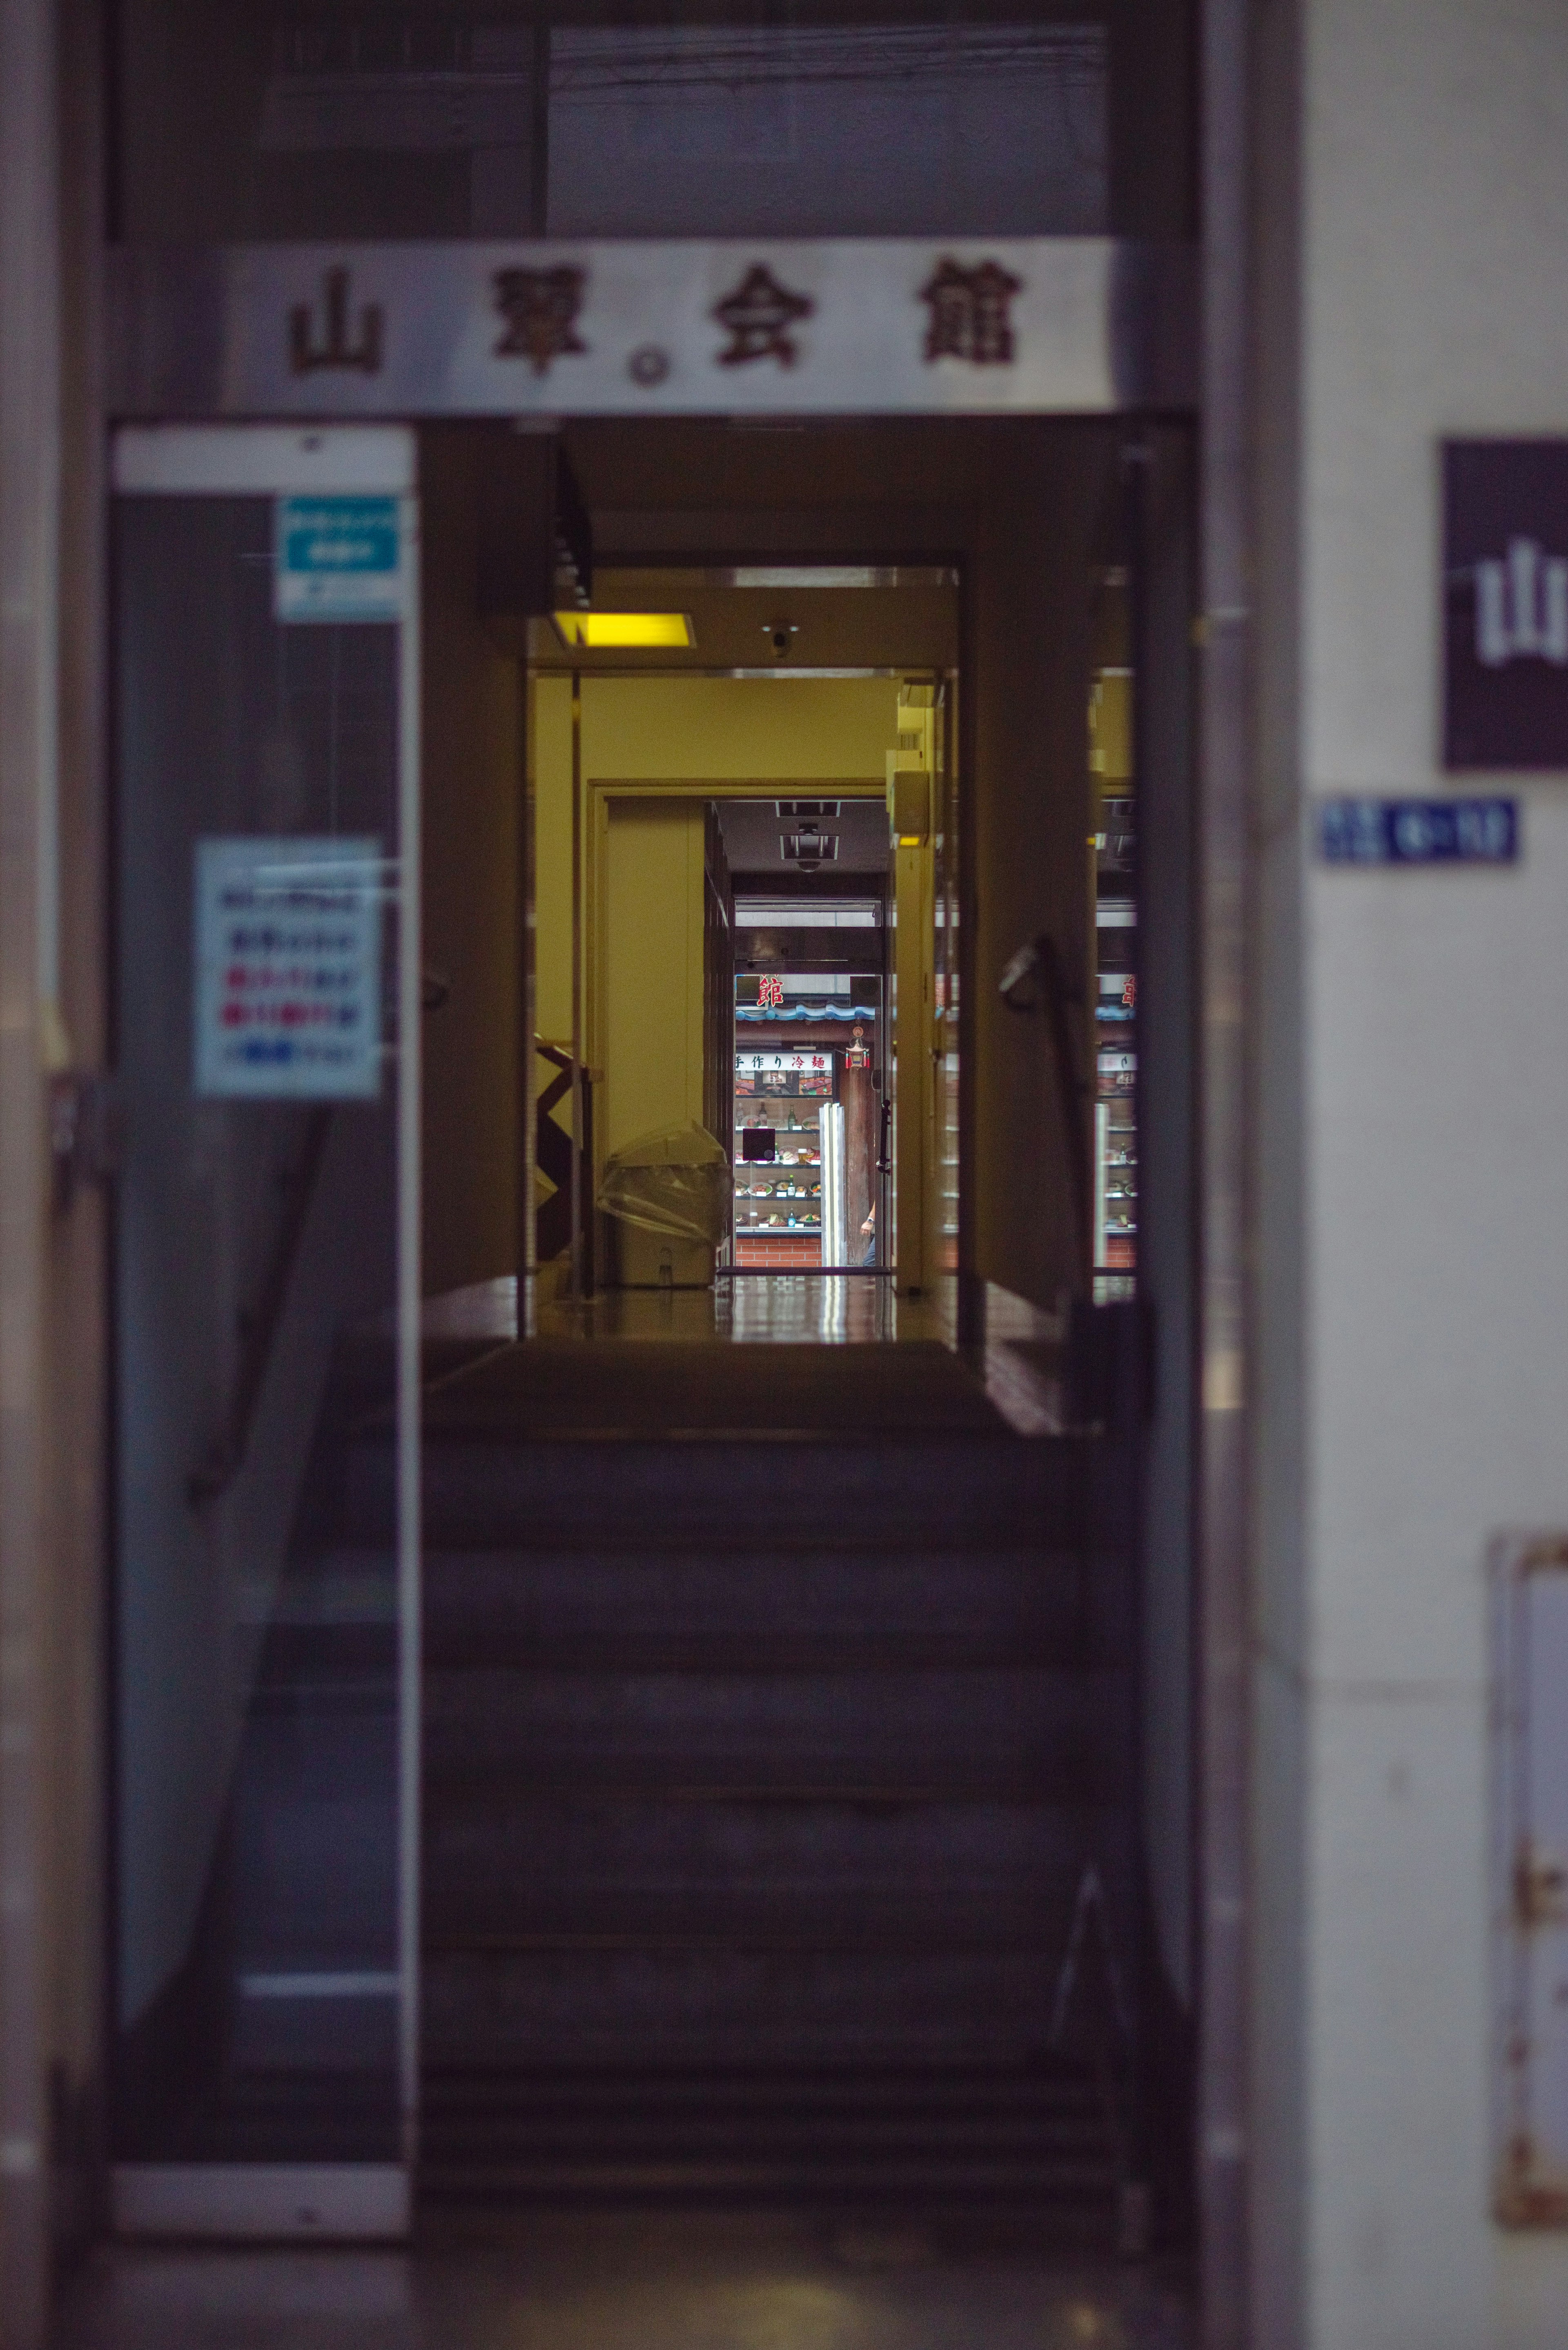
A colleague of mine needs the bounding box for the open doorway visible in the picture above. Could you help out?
[726,826,888,1276]
[521,568,958,1320]
[401,416,1197,2241]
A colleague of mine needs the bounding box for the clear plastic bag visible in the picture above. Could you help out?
[596,1120,731,1247]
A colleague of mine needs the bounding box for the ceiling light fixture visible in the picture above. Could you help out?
[551,613,695,649]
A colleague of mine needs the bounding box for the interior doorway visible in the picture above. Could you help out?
[520,569,958,1316]
[404,414,1197,2239]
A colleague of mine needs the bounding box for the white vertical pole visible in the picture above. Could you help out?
[820,1099,846,1267]
[395,492,423,2174]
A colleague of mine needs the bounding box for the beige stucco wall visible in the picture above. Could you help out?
[1251,3,1568,2341]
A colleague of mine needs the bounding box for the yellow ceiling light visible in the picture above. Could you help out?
[551,612,695,650]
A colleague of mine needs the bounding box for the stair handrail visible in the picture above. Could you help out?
[998,930,1094,1276]
[187,1106,334,1505]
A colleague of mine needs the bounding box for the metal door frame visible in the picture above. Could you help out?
[105,422,422,2243]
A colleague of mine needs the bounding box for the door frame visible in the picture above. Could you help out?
[575,768,934,1291]
[67,162,1252,2325]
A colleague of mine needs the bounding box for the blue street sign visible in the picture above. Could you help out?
[274,494,404,622]
[1319,796,1518,866]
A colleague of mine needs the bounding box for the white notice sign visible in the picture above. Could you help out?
[195,837,383,1099]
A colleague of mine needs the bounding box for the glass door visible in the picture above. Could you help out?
[108,426,420,2238]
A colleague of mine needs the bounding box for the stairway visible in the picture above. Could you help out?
[384,1410,1142,2228]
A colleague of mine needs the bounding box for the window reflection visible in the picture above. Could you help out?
[114,3,1161,243]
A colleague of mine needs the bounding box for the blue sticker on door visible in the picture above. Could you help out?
[275,495,403,623]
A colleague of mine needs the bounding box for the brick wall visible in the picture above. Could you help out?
[734,1234,822,1270]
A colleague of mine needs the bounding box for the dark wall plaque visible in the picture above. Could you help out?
[1320,796,1518,866]
[1445,439,1568,769]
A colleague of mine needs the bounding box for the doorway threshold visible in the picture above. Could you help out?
[408,1275,1070,1438]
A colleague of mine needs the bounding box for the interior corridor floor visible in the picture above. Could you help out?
[54,2212,1195,2350]
[413,1273,1068,1437]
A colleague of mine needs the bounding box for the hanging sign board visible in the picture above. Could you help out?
[1445,441,1568,769]
[274,494,405,622]
[735,1052,835,1075]
[1319,796,1518,866]
[107,243,1198,423]
[194,836,383,1099]
[735,1049,835,1098]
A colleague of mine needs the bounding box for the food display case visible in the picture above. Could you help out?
[1089,582,1138,1301]
[1093,910,1136,1276]
[733,1048,835,1266]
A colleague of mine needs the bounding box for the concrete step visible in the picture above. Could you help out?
[416,2151,1121,2208]
[421,1666,1128,1797]
[423,1793,1129,1946]
[350,1434,1097,1551]
[421,1545,1120,1671]
[421,1942,1120,2069]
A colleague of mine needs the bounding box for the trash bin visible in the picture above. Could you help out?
[597,1120,730,1288]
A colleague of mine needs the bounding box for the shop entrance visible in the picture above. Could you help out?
[105,408,1196,2247]
[522,585,956,1310]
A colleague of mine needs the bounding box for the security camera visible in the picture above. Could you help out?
[764,621,798,659]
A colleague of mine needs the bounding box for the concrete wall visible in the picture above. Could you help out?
[600,797,708,1159]
[967,426,1116,1310]
[1252,3,1568,2341]
[420,428,524,1298]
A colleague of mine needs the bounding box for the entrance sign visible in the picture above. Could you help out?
[108,240,1196,419]
[1319,796,1518,867]
[275,494,405,622]
[1446,441,1568,768]
[194,836,384,1098]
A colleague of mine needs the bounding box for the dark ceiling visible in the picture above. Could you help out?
[719,795,889,879]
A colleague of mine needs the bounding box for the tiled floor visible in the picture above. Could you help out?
[415,1274,1069,1433]
[421,1271,953,1347]
[55,2213,1194,2350]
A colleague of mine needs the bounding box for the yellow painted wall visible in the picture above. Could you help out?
[535,677,898,1035]
[532,674,902,1228]
[533,674,574,1046]
[580,674,902,783]
[601,797,708,1156]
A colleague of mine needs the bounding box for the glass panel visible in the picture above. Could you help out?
[932,678,960,1275]
[113,1,1190,244]
[111,491,407,2163]
[545,19,1106,236]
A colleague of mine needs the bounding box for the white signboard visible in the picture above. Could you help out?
[195,836,383,1099]
[108,242,1197,421]
[735,1051,835,1075]
[274,494,405,622]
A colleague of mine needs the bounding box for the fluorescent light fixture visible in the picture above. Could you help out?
[552,612,694,649]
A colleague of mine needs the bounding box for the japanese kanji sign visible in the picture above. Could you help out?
[115,241,1198,419]
[1445,441,1568,769]
[920,258,1023,365]
[494,265,589,375]
[195,837,383,1099]
[712,265,814,367]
